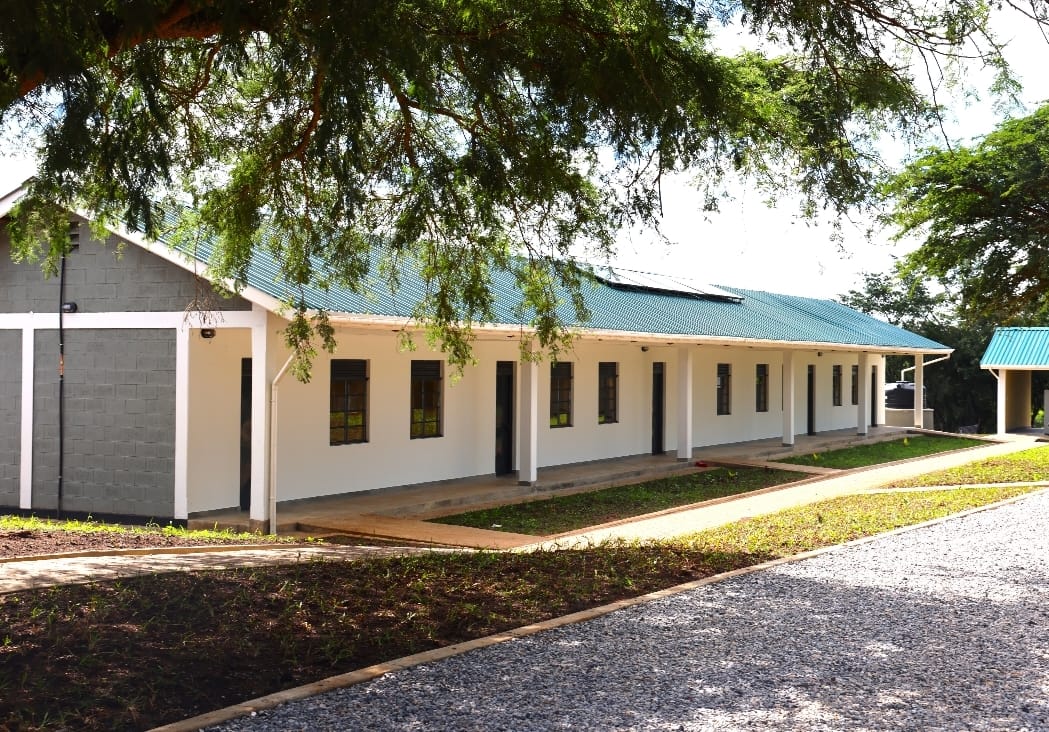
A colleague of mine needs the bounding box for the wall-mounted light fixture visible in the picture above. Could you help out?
[641,346,649,352]
[61,302,78,314]
[200,328,217,339]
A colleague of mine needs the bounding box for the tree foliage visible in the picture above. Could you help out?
[838,264,949,333]
[886,104,1049,321]
[840,269,995,431]
[2,0,1044,377]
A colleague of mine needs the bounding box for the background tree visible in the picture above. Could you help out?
[840,265,1048,432]
[886,103,1049,323]
[839,268,949,334]
[3,0,1047,377]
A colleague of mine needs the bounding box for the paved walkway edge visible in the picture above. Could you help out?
[149,485,1049,732]
[0,543,324,565]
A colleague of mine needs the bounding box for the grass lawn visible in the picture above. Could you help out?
[431,467,800,535]
[777,435,985,469]
[1,484,1041,731]
[887,445,1049,487]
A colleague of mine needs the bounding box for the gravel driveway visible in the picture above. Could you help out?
[212,491,1049,731]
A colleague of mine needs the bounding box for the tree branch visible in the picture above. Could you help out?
[16,1,232,98]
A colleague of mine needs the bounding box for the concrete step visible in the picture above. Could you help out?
[294,514,535,550]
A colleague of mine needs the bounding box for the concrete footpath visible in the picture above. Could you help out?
[534,436,1042,547]
[0,545,447,594]
[1,436,1041,595]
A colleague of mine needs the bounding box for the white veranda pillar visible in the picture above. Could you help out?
[676,346,693,460]
[996,370,1007,435]
[19,325,34,509]
[173,326,191,520]
[782,350,795,446]
[856,352,870,436]
[518,358,539,484]
[913,355,925,429]
[249,319,271,530]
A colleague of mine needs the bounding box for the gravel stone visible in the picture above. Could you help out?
[212,491,1049,731]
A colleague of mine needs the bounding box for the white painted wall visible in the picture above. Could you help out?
[537,340,652,467]
[186,328,250,513]
[775,352,866,438]
[691,347,785,445]
[270,331,527,502]
[182,325,882,506]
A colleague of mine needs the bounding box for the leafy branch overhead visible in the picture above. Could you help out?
[2,0,1044,377]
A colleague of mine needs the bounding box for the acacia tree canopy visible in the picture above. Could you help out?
[887,104,1049,322]
[2,0,1043,378]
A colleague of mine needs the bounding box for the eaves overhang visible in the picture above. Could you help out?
[322,310,954,355]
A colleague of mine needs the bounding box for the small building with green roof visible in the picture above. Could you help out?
[981,327,1049,434]
[0,184,952,530]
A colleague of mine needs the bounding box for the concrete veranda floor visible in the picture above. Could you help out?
[187,426,1022,549]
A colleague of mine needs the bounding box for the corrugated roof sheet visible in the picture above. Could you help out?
[981,327,1049,367]
[148,213,949,352]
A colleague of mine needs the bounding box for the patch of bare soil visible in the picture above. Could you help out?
[0,529,288,559]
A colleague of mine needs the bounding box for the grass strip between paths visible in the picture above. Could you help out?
[776,435,985,469]
[887,445,1049,487]
[432,467,800,535]
[1,485,1040,731]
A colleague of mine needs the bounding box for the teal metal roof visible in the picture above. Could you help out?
[981,327,1049,368]
[148,216,948,352]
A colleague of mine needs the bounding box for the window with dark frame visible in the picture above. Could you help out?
[756,363,769,413]
[851,364,859,405]
[598,362,618,424]
[330,359,368,445]
[716,363,731,415]
[550,362,573,427]
[410,360,442,438]
[832,365,843,406]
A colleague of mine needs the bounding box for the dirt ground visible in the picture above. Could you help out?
[0,529,288,559]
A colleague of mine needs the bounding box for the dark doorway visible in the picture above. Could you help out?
[495,362,514,475]
[652,362,665,454]
[806,364,816,436]
[239,358,252,511]
[870,365,878,428]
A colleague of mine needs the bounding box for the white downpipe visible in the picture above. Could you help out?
[267,353,295,535]
[899,354,950,381]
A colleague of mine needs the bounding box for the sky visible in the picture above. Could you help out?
[2,8,1048,301]
[607,6,1049,299]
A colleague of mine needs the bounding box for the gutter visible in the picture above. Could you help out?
[320,312,954,357]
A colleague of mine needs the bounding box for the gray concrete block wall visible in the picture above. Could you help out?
[0,331,21,506]
[32,329,176,517]
[0,219,251,313]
